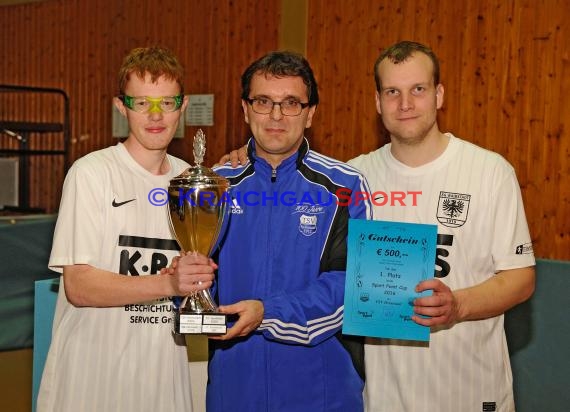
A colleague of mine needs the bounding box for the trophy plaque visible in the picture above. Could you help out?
[168,129,230,334]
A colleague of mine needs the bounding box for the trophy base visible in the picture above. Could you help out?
[175,312,227,335]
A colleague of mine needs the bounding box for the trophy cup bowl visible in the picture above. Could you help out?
[168,130,230,334]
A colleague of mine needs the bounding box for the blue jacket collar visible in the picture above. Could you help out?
[246,137,310,173]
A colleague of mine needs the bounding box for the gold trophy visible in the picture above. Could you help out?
[168,129,230,334]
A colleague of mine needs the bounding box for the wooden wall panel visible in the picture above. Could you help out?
[1,0,568,259]
[306,0,569,259]
[0,0,280,213]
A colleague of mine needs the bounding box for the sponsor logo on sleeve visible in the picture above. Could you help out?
[515,242,534,255]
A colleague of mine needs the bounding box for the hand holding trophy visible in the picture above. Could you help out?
[168,129,230,334]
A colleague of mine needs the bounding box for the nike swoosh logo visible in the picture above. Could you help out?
[112,198,136,207]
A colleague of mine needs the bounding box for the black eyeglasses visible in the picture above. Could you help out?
[245,97,309,116]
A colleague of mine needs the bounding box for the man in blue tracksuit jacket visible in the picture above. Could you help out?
[207,51,373,412]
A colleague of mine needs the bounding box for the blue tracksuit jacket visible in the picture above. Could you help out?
[207,138,373,412]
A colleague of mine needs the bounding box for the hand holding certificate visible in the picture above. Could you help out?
[342,219,437,341]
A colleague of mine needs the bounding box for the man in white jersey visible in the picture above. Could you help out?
[221,41,536,412]
[348,40,536,412]
[37,47,215,412]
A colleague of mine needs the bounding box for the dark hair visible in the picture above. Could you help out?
[118,46,184,94]
[241,51,319,106]
[373,41,440,91]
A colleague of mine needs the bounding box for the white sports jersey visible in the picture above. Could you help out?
[349,134,535,412]
[38,143,192,412]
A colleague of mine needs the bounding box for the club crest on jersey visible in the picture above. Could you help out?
[437,191,471,228]
[299,214,317,236]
